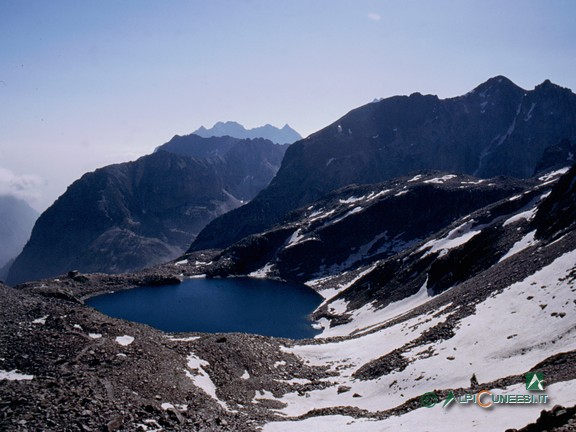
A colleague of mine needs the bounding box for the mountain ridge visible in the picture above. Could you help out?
[7,136,287,284]
[190,76,576,252]
[192,121,302,144]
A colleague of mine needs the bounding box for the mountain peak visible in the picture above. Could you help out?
[533,78,571,93]
[470,75,524,95]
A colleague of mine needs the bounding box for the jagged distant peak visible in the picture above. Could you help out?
[192,121,302,144]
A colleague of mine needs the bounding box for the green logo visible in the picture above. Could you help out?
[526,372,545,391]
[420,392,439,408]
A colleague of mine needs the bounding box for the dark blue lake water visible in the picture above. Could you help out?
[86,278,323,339]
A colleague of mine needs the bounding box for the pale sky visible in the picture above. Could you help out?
[1,0,575,211]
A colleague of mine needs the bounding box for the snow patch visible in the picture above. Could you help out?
[460,179,485,185]
[88,333,102,339]
[311,317,330,330]
[308,209,336,222]
[366,189,391,201]
[286,229,306,248]
[328,298,349,314]
[538,167,570,182]
[0,369,34,381]
[318,279,435,338]
[166,336,201,342]
[498,231,537,262]
[418,220,480,257]
[32,315,48,325]
[249,263,274,278]
[186,353,229,410]
[502,208,537,226]
[423,174,457,184]
[339,196,363,204]
[330,207,363,225]
[311,264,378,300]
[115,335,134,346]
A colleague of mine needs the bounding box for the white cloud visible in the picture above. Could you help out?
[0,167,44,202]
[367,12,381,21]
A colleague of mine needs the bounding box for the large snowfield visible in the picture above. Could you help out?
[259,249,576,430]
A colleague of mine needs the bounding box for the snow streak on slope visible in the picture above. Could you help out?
[185,353,229,410]
[308,264,378,301]
[317,278,433,338]
[418,220,481,258]
[498,231,537,262]
[263,249,576,426]
[0,369,34,381]
[274,307,455,415]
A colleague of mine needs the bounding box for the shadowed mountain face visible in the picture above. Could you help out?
[7,137,287,285]
[190,76,576,251]
[199,172,538,283]
[156,134,288,201]
[0,196,38,277]
[192,121,302,144]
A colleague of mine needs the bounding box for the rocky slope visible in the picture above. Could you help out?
[2,166,575,431]
[0,195,37,274]
[7,136,286,285]
[190,76,576,251]
[193,121,302,145]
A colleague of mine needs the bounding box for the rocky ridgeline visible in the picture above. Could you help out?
[191,77,576,251]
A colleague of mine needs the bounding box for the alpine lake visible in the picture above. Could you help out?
[86,277,323,339]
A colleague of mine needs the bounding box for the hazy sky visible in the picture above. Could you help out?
[1,0,576,211]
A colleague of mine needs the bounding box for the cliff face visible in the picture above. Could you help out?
[190,77,576,251]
